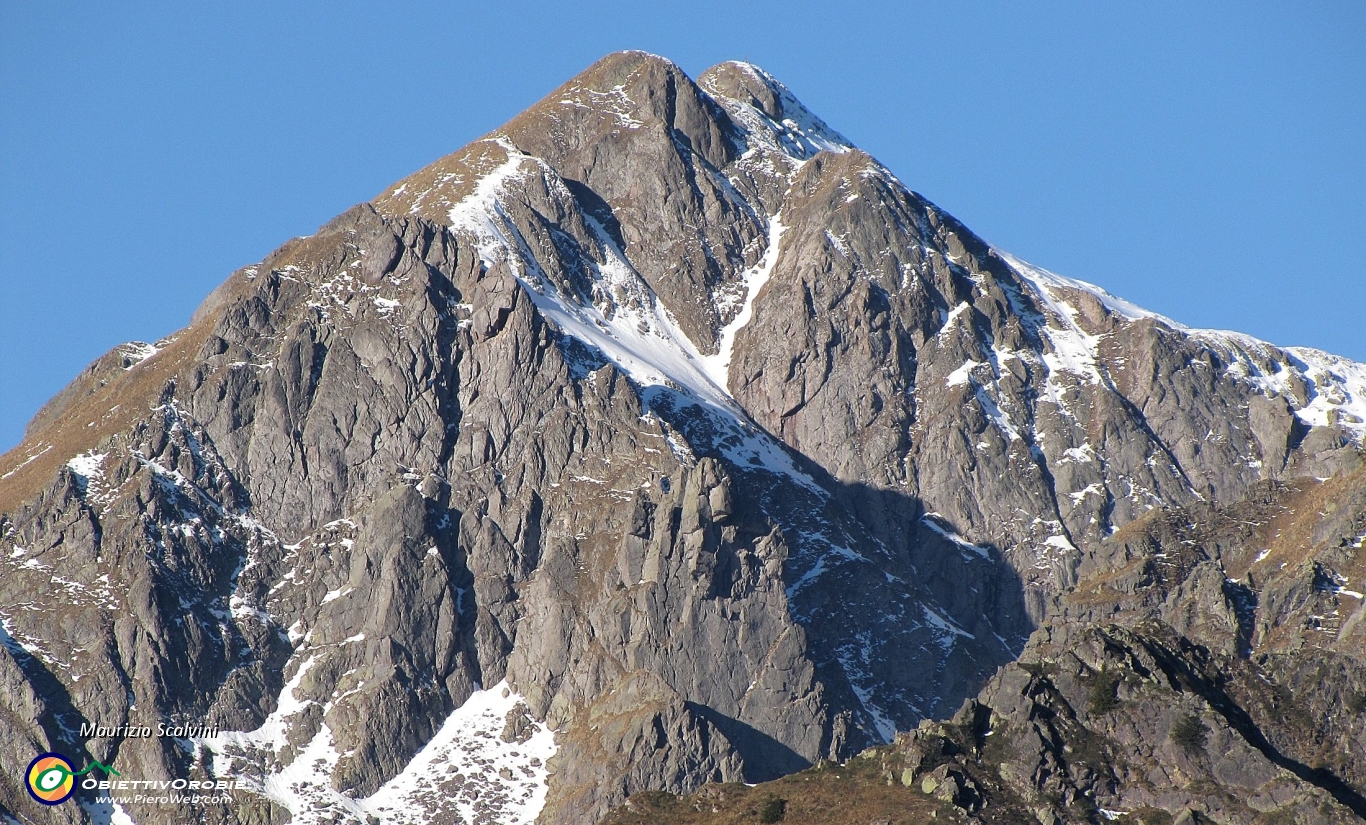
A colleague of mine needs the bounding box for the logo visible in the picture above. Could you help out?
[25,752,119,806]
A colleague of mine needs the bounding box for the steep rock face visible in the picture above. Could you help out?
[609,471,1366,824]
[1,51,1363,825]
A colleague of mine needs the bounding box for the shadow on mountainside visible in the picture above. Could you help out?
[651,387,1034,763]
[686,702,811,783]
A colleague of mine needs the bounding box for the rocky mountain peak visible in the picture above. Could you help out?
[698,59,852,160]
[373,51,862,361]
[2,51,1365,825]
[699,60,786,119]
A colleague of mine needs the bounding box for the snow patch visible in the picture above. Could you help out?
[67,450,108,491]
[583,84,644,130]
[1068,483,1104,504]
[946,359,984,388]
[119,341,162,368]
[1043,535,1077,552]
[0,614,48,662]
[1002,253,1106,398]
[201,670,555,825]
[1282,348,1366,438]
[974,384,1021,441]
[363,681,557,825]
[1059,444,1097,465]
[80,799,139,825]
[1328,573,1364,600]
[1191,332,1366,440]
[202,654,319,756]
[921,604,974,651]
[784,541,870,598]
[321,587,353,605]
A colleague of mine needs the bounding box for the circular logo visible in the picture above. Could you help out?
[26,752,75,805]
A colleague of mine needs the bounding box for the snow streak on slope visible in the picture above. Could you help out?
[699,215,786,392]
[446,141,733,409]
[920,514,991,562]
[199,656,356,823]
[436,67,858,484]
[1003,252,1180,327]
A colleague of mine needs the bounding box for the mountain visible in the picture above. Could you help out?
[1,51,1363,825]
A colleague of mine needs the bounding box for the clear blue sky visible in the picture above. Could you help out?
[2,1,1363,453]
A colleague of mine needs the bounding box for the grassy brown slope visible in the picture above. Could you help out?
[602,746,1040,825]
[0,217,365,512]
[603,759,945,825]
[0,309,221,509]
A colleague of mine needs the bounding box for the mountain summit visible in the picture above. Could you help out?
[2,51,1364,825]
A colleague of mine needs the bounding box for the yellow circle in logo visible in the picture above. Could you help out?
[26,753,75,805]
